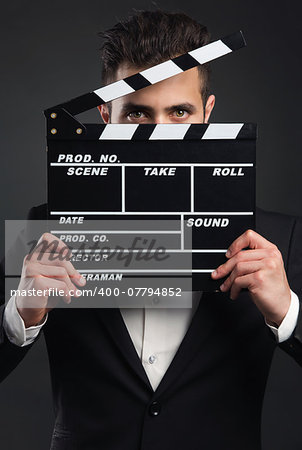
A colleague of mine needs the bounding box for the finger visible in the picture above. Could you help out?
[229,272,257,300]
[39,276,74,305]
[28,263,80,296]
[226,230,276,259]
[31,233,71,255]
[220,260,263,293]
[28,253,85,286]
[39,276,83,304]
[212,249,271,279]
[21,276,72,307]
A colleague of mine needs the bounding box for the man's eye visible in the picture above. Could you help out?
[174,110,187,118]
[128,111,144,119]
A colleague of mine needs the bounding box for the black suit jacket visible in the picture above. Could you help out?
[1,205,302,450]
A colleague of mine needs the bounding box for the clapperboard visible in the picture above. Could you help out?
[45,31,256,296]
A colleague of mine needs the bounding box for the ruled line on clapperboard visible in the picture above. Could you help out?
[50,215,252,271]
[50,209,253,272]
[50,163,254,217]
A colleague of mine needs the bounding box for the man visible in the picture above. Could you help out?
[1,10,302,450]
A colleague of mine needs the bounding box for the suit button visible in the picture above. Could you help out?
[149,401,161,417]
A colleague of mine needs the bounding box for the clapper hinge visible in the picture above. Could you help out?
[44,108,86,139]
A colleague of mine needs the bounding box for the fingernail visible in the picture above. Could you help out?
[225,250,230,257]
[78,276,86,286]
[220,283,225,291]
[212,270,217,278]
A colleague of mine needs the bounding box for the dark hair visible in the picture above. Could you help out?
[98,10,211,106]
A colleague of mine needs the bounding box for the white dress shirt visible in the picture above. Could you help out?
[3,290,300,391]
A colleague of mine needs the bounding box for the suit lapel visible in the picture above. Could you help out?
[153,291,216,397]
[95,307,153,391]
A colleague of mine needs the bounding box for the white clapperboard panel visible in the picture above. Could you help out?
[45,31,256,295]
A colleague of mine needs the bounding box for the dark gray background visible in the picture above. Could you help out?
[1,0,302,449]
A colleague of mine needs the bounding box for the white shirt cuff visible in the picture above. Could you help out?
[3,295,48,347]
[265,290,300,343]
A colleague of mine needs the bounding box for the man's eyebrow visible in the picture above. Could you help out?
[120,103,155,114]
[164,103,197,113]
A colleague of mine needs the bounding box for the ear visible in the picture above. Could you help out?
[204,94,215,124]
[97,104,110,124]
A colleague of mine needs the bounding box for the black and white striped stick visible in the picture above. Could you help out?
[45,31,246,117]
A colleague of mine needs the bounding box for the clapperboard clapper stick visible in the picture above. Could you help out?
[44,30,246,118]
[45,30,256,297]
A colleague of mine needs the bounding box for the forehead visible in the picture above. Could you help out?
[112,63,203,107]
